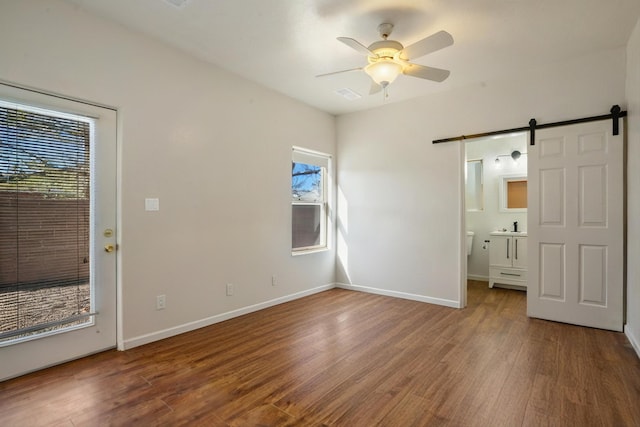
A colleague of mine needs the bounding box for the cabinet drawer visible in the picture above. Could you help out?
[490,267,527,282]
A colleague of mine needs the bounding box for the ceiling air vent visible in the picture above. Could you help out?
[335,88,361,101]
[162,0,191,9]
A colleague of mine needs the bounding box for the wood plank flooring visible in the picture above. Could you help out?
[1,281,639,426]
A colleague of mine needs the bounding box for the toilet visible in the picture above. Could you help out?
[466,231,474,256]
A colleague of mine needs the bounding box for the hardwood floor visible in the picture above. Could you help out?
[1,281,639,426]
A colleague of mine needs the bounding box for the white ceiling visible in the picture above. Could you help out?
[65,0,640,115]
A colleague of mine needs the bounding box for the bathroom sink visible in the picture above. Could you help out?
[490,230,527,236]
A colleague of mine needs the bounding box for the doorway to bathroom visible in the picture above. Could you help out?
[464,133,528,298]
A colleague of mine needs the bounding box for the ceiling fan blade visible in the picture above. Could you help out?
[369,81,382,95]
[337,37,376,56]
[403,63,450,82]
[400,30,453,60]
[316,67,362,78]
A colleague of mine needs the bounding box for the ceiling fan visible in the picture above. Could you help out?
[318,23,454,95]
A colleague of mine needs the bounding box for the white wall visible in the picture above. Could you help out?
[626,18,640,356]
[336,47,627,306]
[1,0,637,359]
[465,135,527,280]
[0,0,336,347]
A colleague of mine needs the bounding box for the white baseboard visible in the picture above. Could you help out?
[123,282,463,350]
[336,283,461,308]
[467,274,489,282]
[624,324,640,360]
[122,284,334,350]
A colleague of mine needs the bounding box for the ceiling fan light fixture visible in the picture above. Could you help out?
[364,60,403,86]
[327,25,454,95]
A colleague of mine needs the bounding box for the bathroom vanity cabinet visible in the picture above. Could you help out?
[489,231,527,289]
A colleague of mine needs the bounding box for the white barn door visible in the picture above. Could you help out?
[527,120,624,331]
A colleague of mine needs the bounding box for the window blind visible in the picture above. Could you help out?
[0,102,93,342]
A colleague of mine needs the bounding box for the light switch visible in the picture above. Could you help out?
[145,198,160,211]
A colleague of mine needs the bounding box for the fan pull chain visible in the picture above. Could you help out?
[383,85,389,102]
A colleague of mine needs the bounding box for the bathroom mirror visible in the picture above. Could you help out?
[465,159,483,211]
[499,174,527,212]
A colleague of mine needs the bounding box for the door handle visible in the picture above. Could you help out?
[104,244,115,253]
[506,239,510,259]
[515,239,518,260]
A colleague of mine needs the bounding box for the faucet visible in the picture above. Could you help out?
[513,221,518,232]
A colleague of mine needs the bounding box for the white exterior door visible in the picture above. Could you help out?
[0,84,117,380]
[527,120,624,331]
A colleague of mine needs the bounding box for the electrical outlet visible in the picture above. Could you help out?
[226,283,234,296]
[271,275,276,286]
[156,294,166,310]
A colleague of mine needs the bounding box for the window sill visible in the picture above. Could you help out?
[291,247,329,256]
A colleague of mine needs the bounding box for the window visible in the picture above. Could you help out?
[465,159,484,211]
[0,100,94,343]
[292,147,330,253]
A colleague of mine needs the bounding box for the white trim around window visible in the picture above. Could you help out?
[291,147,331,255]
